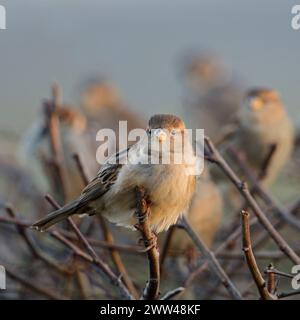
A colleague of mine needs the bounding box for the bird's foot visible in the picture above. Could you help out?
[136,232,158,253]
[134,223,143,232]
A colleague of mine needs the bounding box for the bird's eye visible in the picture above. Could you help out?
[249,98,264,112]
[170,129,177,136]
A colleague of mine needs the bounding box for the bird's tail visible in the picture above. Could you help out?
[31,200,83,231]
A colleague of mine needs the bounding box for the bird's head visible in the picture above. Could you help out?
[57,106,87,133]
[145,114,192,158]
[147,114,186,141]
[182,53,228,92]
[81,80,121,115]
[239,88,285,126]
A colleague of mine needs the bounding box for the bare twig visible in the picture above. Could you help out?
[183,214,258,288]
[205,137,300,265]
[72,153,90,186]
[264,268,294,279]
[278,289,300,299]
[5,204,71,275]
[5,266,67,300]
[160,287,185,300]
[73,153,139,298]
[0,215,142,254]
[241,210,276,300]
[258,144,277,181]
[135,186,160,300]
[61,230,142,254]
[266,264,277,295]
[41,87,134,299]
[45,194,134,300]
[159,225,176,272]
[218,250,300,260]
[228,146,300,232]
[98,217,139,299]
[43,85,67,201]
[180,216,243,300]
[183,199,300,290]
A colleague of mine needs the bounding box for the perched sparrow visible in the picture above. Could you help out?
[235,88,294,186]
[32,114,197,233]
[181,53,243,143]
[169,167,223,254]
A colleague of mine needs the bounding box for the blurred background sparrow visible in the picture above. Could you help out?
[80,78,146,152]
[209,88,295,212]
[180,52,244,144]
[168,166,223,255]
[234,88,295,187]
[33,114,197,234]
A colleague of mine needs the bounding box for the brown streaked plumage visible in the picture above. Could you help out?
[32,114,197,234]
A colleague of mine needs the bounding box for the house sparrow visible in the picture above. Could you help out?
[181,53,243,143]
[235,88,295,186]
[168,167,223,254]
[32,114,197,234]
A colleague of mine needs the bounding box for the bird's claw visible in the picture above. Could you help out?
[136,233,158,253]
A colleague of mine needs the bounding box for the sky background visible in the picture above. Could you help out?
[0,0,300,134]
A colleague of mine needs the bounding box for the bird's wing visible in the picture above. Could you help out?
[80,147,130,202]
[31,146,132,231]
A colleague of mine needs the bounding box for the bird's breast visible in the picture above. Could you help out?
[101,163,196,233]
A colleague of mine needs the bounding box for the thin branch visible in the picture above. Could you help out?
[278,289,300,299]
[0,215,142,254]
[73,153,139,298]
[183,199,300,290]
[159,225,176,272]
[258,144,277,181]
[266,264,277,295]
[183,214,258,288]
[5,266,68,300]
[43,85,67,201]
[61,229,142,254]
[160,287,185,300]
[241,210,276,300]
[180,216,243,300]
[98,217,139,299]
[45,194,134,300]
[41,86,134,299]
[72,153,90,185]
[135,186,160,300]
[219,143,278,242]
[205,136,300,265]
[5,204,71,275]
[228,146,300,232]
[264,268,294,279]
[217,250,300,260]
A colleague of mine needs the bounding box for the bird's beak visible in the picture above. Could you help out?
[153,128,167,142]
